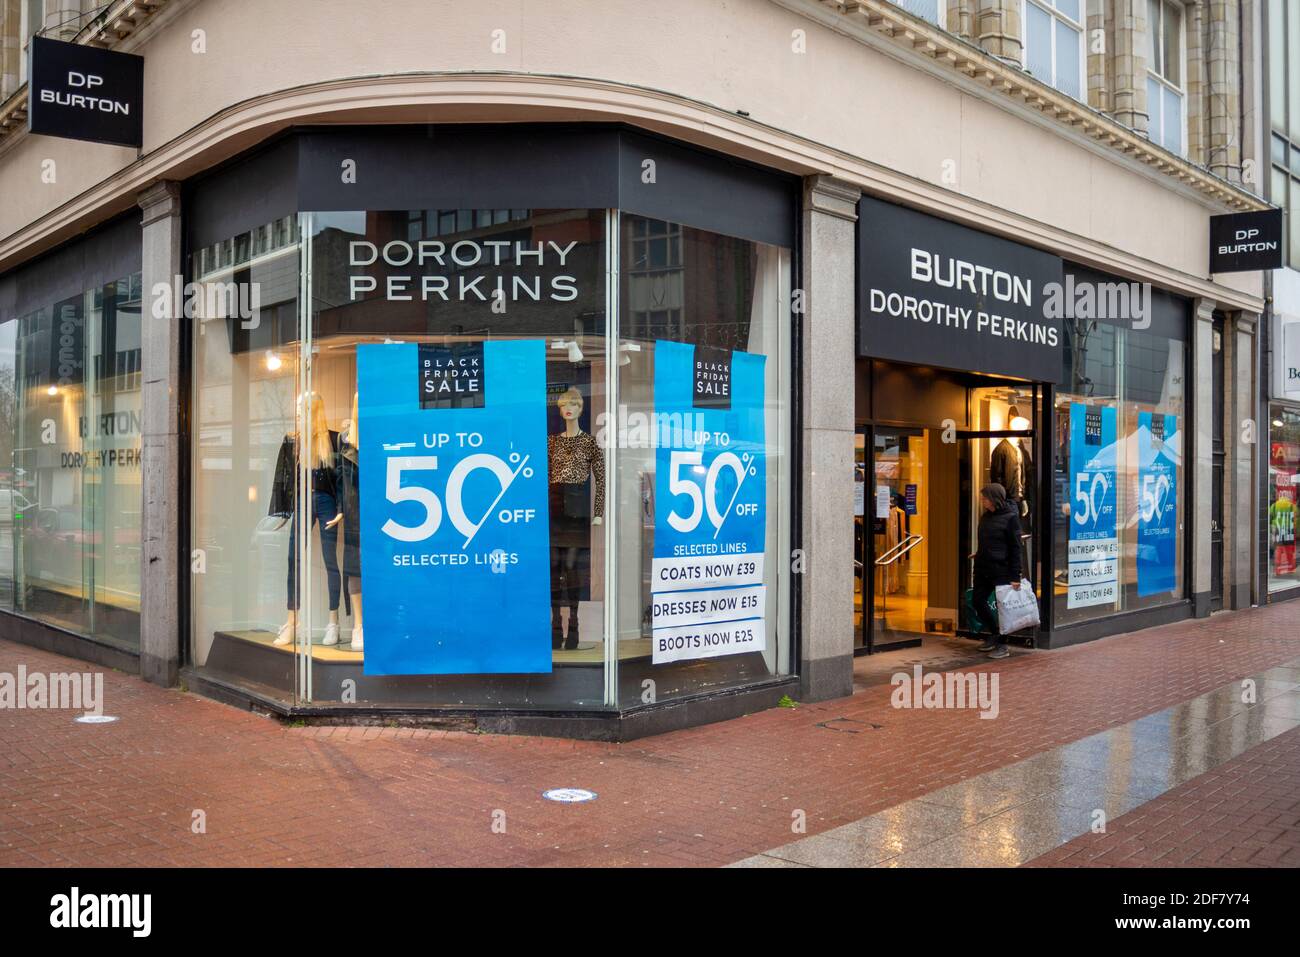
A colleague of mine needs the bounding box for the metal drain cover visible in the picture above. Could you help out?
[542,788,597,803]
[816,717,882,733]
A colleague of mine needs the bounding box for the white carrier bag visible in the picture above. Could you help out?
[994,579,1040,634]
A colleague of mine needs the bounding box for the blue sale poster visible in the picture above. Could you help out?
[1137,411,1179,596]
[1067,402,1118,608]
[651,340,766,664]
[356,340,551,675]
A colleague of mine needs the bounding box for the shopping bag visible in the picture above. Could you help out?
[994,579,1039,634]
[964,587,998,633]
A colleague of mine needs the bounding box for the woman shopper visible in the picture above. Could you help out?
[972,482,1022,660]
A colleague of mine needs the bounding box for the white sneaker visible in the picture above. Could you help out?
[273,621,295,646]
[323,622,340,646]
[350,627,363,651]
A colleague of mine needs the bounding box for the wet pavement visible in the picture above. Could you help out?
[734,662,1300,867]
[2,601,1300,867]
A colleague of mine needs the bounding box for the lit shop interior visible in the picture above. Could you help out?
[184,127,798,718]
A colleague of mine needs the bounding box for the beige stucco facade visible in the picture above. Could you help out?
[0,0,1268,308]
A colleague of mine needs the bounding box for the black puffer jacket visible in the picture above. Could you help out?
[975,502,1023,586]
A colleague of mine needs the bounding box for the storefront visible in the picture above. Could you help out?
[178,126,799,734]
[0,1,1272,738]
[0,215,143,668]
[854,197,1193,650]
[1267,306,1300,597]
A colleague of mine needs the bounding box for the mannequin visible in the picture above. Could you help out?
[990,405,1033,530]
[339,391,363,650]
[269,392,344,646]
[547,387,604,650]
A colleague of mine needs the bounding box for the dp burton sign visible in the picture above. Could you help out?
[27,35,143,148]
[1209,208,1283,274]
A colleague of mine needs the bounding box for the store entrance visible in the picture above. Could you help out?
[853,372,1041,655]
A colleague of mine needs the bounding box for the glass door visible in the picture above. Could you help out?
[868,427,927,652]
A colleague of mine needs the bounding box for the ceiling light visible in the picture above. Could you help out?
[551,339,584,363]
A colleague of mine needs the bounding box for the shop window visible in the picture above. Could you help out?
[1146,0,1185,155]
[615,215,792,707]
[1024,0,1084,101]
[1269,407,1300,593]
[0,270,143,649]
[1054,320,1187,626]
[190,209,614,708]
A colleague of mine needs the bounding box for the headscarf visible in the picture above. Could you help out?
[980,482,1008,511]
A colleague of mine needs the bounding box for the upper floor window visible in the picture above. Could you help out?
[892,1,943,28]
[1146,0,1185,155]
[18,0,43,85]
[1023,0,1084,100]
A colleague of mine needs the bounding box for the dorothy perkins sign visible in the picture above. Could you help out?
[27,36,143,148]
[857,197,1065,382]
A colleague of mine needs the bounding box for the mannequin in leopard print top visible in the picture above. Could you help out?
[549,387,604,650]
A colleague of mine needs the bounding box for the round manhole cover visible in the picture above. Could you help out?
[543,788,597,803]
[75,714,119,724]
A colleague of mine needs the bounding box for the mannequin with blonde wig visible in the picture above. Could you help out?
[268,392,345,647]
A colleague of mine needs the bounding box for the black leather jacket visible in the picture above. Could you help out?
[268,431,341,518]
[975,502,1023,585]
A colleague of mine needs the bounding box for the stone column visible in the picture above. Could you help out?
[138,182,183,686]
[0,0,20,101]
[1087,0,1109,113]
[1110,0,1149,133]
[1206,0,1242,181]
[1225,310,1258,608]
[1192,298,1216,616]
[946,0,975,41]
[976,0,1022,64]
[799,175,859,703]
[45,2,82,41]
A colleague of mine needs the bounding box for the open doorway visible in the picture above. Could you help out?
[854,373,1042,657]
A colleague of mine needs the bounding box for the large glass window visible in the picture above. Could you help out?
[1268,406,1300,593]
[1268,1,1300,267]
[189,214,301,692]
[0,272,143,648]
[1054,317,1187,626]
[182,125,799,715]
[615,215,792,707]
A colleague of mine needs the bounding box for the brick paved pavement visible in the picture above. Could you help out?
[1025,724,1300,868]
[2,601,1299,867]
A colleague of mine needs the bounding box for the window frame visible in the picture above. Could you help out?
[1145,0,1188,157]
[1020,0,1087,102]
[890,0,946,29]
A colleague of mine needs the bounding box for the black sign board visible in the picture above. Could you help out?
[692,346,732,409]
[418,342,485,409]
[1209,209,1283,273]
[27,36,143,148]
[857,196,1065,383]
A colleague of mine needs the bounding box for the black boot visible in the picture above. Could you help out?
[563,608,580,650]
[551,606,564,650]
